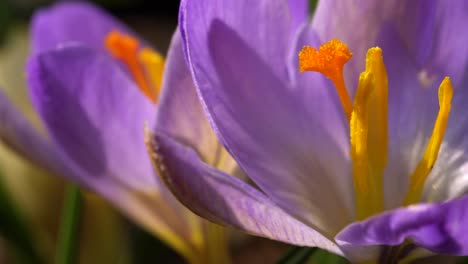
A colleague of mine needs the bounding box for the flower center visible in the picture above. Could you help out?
[299,39,453,220]
[104,30,165,104]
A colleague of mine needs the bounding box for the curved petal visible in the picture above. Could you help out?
[336,195,468,261]
[182,2,353,237]
[0,84,119,193]
[179,0,292,80]
[27,44,156,189]
[27,46,156,190]
[0,89,71,176]
[26,44,204,261]
[147,131,343,256]
[31,2,133,54]
[155,30,237,174]
[26,43,153,186]
[0,84,196,257]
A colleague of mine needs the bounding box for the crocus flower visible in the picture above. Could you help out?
[0,27,133,264]
[148,0,468,262]
[0,1,295,262]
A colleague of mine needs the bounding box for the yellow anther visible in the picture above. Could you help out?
[350,47,388,220]
[299,39,353,120]
[105,30,161,103]
[365,48,388,184]
[350,71,373,194]
[403,77,453,205]
[139,48,165,102]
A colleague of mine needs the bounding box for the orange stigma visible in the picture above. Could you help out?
[299,39,353,119]
[105,30,164,103]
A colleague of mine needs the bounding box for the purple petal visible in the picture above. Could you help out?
[0,84,134,203]
[31,2,133,54]
[288,0,309,33]
[0,93,173,231]
[179,0,292,80]
[27,44,157,190]
[181,2,353,236]
[148,131,343,256]
[336,195,468,259]
[26,44,205,259]
[155,30,237,174]
[0,84,164,233]
[0,89,71,177]
[0,82,137,206]
[423,2,468,87]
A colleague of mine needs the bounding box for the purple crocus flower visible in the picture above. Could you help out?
[17,3,207,262]
[147,0,468,262]
[0,1,320,262]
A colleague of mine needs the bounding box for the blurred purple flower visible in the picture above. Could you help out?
[0,1,315,262]
[18,2,206,262]
[147,0,468,262]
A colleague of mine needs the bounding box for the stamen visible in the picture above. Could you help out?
[105,30,158,103]
[139,48,165,102]
[299,39,353,119]
[403,77,453,205]
[350,47,388,220]
[365,48,388,185]
[350,71,374,219]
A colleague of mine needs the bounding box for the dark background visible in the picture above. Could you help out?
[0,0,181,49]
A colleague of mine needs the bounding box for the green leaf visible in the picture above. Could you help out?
[55,184,82,264]
[0,172,44,264]
[276,247,317,264]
